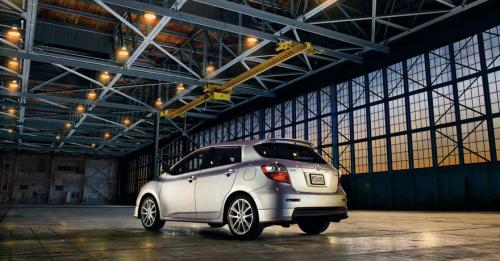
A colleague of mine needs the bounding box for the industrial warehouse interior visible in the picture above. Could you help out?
[1,0,500,259]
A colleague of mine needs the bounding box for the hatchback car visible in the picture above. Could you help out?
[134,138,348,239]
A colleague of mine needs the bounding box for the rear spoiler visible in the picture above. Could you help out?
[256,138,313,147]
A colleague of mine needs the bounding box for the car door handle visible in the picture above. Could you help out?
[188,176,197,183]
[225,169,236,177]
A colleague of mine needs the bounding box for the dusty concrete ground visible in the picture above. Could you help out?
[1,206,500,260]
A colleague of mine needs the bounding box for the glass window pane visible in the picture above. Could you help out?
[412,131,433,169]
[338,112,350,144]
[433,85,456,125]
[372,138,387,172]
[457,77,486,120]
[307,119,317,147]
[461,121,490,164]
[296,95,305,122]
[483,25,500,69]
[337,81,350,111]
[454,35,481,78]
[339,144,351,175]
[320,116,332,145]
[368,70,384,103]
[353,108,367,140]
[370,103,386,137]
[435,126,459,166]
[494,117,500,161]
[320,86,332,115]
[429,46,452,85]
[387,63,405,97]
[391,135,409,170]
[488,71,500,114]
[409,92,429,129]
[307,92,317,119]
[354,141,368,174]
[407,55,427,92]
[389,98,406,133]
[352,76,365,107]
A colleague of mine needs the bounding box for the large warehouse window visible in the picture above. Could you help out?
[130,24,500,192]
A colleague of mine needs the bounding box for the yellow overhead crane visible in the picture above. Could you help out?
[162,41,318,119]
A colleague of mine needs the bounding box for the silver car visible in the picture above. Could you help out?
[134,138,348,239]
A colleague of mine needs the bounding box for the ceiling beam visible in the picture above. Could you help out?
[193,0,388,53]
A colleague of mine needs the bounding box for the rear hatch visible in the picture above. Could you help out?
[254,142,339,193]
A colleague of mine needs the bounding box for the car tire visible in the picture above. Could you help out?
[226,195,263,240]
[297,218,330,235]
[208,223,224,228]
[140,196,165,231]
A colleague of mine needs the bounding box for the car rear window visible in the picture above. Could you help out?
[253,143,326,163]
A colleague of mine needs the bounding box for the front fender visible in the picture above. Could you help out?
[133,179,162,218]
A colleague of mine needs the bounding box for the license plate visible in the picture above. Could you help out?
[309,174,325,185]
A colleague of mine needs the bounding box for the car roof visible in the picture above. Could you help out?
[198,138,313,149]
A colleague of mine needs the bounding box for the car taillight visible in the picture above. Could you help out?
[261,163,290,184]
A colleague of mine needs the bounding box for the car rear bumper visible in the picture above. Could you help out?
[292,207,348,221]
[254,185,348,223]
[259,206,347,223]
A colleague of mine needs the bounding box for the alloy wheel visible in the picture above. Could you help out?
[228,198,254,235]
[141,198,157,227]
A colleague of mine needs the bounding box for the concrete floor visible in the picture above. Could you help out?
[1,207,500,260]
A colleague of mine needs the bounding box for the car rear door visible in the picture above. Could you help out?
[195,146,241,220]
[160,150,207,219]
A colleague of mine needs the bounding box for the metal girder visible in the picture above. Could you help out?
[0,90,153,112]
[0,48,204,86]
[0,0,24,15]
[435,0,457,8]
[193,0,388,53]
[0,133,142,148]
[18,0,37,143]
[29,69,75,92]
[310,10,451,25]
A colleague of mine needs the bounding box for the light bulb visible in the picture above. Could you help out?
[246,36,258,45]
[176,83,185,93]
[7,107,16,115]
[117,46,129,60]
[87,90,97,101]
[154,97,163,108]
[76,104,85,113]
[144,12,157,21]
[99,71,110,82]
[8,80,19,91]
[6,27,21,42]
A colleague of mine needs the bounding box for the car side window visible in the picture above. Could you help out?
[170,150,206,175]
[204,147,242,169]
